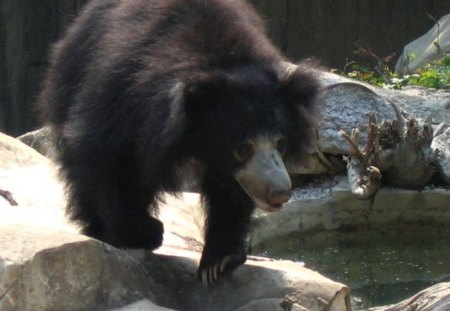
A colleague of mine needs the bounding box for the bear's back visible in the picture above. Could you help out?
[97,0,281,73]
[40,0,283,130]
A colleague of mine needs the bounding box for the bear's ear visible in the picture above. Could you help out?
[183,73,221,117]
[280,64,320,113]
[279,63,322,156]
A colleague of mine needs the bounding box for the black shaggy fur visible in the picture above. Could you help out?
[39,0,320,282]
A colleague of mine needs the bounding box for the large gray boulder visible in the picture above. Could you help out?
[367,282,450,311]
[250,176,450,246]
[0,225,158,311]
[287,70,450,191]
[395,14,450,75]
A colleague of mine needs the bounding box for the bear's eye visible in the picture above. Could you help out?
[234,142,254,162]
[276,138,287,155]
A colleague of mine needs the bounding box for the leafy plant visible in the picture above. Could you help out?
[413,55,450,89]
[333,41,450,90]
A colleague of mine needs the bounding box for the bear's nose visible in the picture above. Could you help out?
[267,188,292,206]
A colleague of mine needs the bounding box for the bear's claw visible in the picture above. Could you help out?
[200,256,228,285]
[198,253,246,285]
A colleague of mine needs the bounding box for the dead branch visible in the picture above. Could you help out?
[340,125,381,200]
[0,189,18,206]
[342,99,439,193]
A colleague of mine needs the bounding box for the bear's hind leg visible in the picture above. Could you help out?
[66,167,164,250]
[102,208,164,249]
[95,181,164,249]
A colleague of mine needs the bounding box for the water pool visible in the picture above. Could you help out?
[253,230,450,309]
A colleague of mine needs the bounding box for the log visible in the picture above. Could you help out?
[367,282,450,311]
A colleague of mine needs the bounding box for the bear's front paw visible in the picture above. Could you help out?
[197,252,246,285]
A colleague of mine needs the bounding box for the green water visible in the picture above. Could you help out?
[253,231,450,309]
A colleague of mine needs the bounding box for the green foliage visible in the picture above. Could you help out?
[407,52,416,64]
[334,54,450,90]
[337,60,394,88]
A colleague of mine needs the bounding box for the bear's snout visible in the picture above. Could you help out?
[267,188,292,206]
[234,136,292,212]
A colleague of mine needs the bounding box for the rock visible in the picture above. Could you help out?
[395,14,450,75]
[0,219,351,311]
[0,225,157,311]
[111,300,177,311]
[366,282,450,311]
[317,68,450,125]
[0,131,52,168]
[318,81,396,155]
[250,176,450,247]
[0,132,351,310]
[149,246,351,311]
[17,126,54,159]
[0,132,72,232]
[234,298,310,311]
[287,71,450,185]
[432,126,450,184]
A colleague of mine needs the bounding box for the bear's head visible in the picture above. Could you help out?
[181,64,320,212]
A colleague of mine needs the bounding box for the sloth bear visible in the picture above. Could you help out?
[39,0,320,284]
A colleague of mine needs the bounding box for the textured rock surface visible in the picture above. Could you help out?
[149,246,350,311]
[319,72,450,154]
[395,14,450,75]
[250,176,450,247]
[318,82,396,155]
[284,71,450,188]
[366,282,450,311]
[0,226,156,311]
[432,127,450,184]
[111,300,176,311]
[0,217,351,311]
